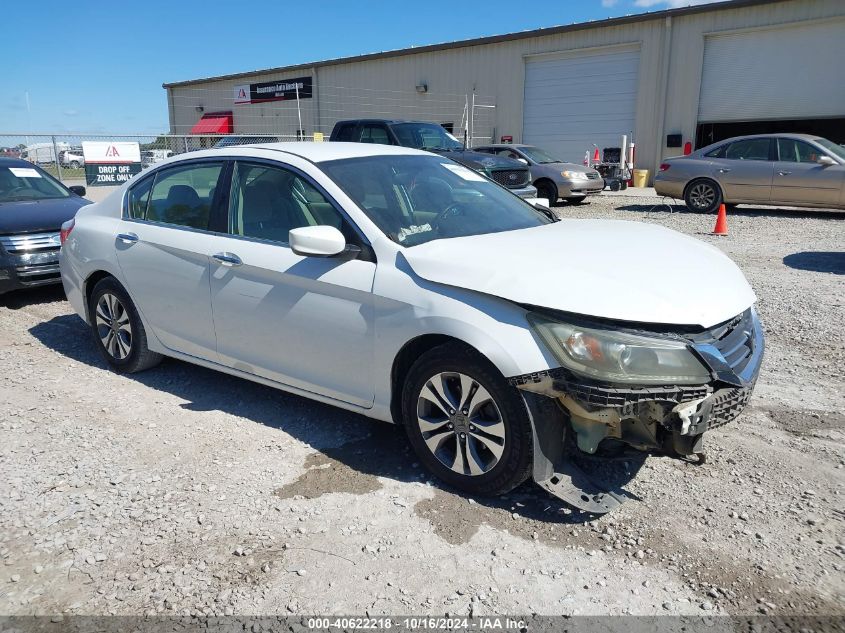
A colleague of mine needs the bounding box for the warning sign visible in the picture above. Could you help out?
[82,142,142,186]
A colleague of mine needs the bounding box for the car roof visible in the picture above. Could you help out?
[0,156,36,167]
[478,144,533,149]
[171,141,434,163]
[712,133,822,144]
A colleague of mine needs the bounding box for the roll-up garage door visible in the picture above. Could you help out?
[699,20,845,122]
[523,46,639,163]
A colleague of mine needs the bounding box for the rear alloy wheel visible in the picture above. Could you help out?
[402,343,533,496]
[89,277,162,373]
[685,179,722,213]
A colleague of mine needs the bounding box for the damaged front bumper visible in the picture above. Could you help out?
[511,308,764,512]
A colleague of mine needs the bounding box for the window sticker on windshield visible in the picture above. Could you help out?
[440,163,485,182]
[9,167,42,178]
[397,224,433,242]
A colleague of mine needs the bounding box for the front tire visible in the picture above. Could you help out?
[402,343,533,496]
[535,180,558,206]
[88,277,162,373]
[684,178,722,213]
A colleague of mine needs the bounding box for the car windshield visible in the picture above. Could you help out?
[519,146,561,164]
[0,165,70,203]
[814,138,845,161]
[321,154,554,247]
[391,123,464,151]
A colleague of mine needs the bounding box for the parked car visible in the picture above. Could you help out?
[0,158,89,295]
[61,148,85,169]
[60,143,763,513]
[475,144,604,205]
[141,149,174,169]
[655,133,845,212]
[329,120,537,199]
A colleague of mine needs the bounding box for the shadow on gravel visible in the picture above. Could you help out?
[0,285,66,310]
[29,314,639,527]
[615,203,842,219]
[783,251,845,275]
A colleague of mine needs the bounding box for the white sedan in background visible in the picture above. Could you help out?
[59,143,763,513]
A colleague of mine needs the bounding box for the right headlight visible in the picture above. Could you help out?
[528,313,712,385]
[561,170,588,180]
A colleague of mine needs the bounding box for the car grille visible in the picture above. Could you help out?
[708,309,756,376]
[586,172,601,180]
[490,169,530,188]
[0,232,62,254]
[15,262,62,285]
[708,385,754,429]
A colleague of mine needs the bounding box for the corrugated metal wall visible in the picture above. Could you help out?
[167,0,845,181]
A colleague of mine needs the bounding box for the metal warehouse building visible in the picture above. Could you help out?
[163,0,845,183]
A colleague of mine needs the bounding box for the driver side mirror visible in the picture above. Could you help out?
[289,225,354,258]
[515,157,529,165]
[68,185,86,196]
[817,155,836,167]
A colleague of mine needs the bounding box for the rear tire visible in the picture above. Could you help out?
[402,343,533,496]
[88,277,162,374]
[684,178,722,213]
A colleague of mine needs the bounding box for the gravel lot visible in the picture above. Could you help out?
[1,195,843,617]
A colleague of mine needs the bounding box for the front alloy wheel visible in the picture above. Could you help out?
[416,372,506,476]
[402,342,533,496]
[95,293,132,360]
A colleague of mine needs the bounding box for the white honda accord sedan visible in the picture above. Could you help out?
[60,143,763,512]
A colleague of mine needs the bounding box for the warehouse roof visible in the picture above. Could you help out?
[162,0,781,88]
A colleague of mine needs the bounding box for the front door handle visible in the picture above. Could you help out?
[117,232,139,244]
[211,252,242,267]
[718,168,731,173]
[778,170,792,176]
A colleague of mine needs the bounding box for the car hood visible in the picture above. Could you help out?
[433,149,525,171]
[0,196,90,234]
[402,220,756,328]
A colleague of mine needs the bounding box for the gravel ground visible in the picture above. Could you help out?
[0,195,843,617]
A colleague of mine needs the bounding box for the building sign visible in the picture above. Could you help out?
[233,76,313,105]
[81,142,142,186]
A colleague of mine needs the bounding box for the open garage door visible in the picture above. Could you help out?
[698,20,845,146]
[523,46,639,164]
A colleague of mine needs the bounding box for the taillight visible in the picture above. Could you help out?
[60,218,75,245]
[659,163,671,172]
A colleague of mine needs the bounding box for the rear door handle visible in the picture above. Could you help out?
[718,168,731,173]
[778,171,792,176]
[211,252,242,267]
[117,232,139,244]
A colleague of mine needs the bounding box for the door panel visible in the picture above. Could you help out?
[208,238,376,406]
[116,162,224,360]
[713,138,773,203]
[116,222,217,359]
[772,138,845,206]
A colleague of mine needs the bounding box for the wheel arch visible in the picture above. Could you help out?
[533,177,558,199]
[82,269,119,323]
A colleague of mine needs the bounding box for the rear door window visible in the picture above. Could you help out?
[146,163,224,229]
[359,125,391,145]
[724,139,772,161]
[334,124,358,142]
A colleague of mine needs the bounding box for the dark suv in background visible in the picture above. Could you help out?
[329,119,537,199]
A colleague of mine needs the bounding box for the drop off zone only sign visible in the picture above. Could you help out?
[82,142,142,186]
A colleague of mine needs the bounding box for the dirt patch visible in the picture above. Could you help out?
[754,404,845,436]
[274,430,415,500]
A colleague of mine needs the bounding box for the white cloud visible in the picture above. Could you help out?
[601,0,619,7]
[634,0,723,7]
[63,109,79,117]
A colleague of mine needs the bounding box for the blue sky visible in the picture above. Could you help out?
[1,0,717,134]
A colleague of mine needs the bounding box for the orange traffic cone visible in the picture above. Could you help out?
[593,147,600,163]
[712,204,728,236]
